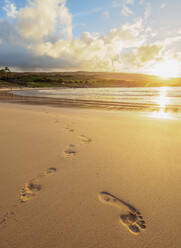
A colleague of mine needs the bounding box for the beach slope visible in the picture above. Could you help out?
[0,103,181,248]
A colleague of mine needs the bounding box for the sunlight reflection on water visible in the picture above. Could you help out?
[150,87,174,119]
[13,86,181,119]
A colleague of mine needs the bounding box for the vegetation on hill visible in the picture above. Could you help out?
[0,68,181,88]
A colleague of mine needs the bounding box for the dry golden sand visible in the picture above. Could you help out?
[0,103,181,247]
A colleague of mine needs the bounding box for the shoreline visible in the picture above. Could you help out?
[0,88,181,114]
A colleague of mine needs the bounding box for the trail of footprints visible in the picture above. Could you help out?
[1,125,146,236]
[60,120,146,235]
[0,125,92,227]
[99,192,146,235]
[0,167,57,226]
[20,167,56,203]
[63,127,92,158]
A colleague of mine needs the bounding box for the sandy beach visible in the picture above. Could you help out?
[0,101,181,248]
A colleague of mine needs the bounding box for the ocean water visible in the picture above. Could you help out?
[14,87,181,117]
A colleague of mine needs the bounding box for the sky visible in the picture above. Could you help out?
[0,0,181,76]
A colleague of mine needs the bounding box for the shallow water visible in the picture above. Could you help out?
[14,87,181,112]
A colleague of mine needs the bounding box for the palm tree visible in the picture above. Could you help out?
[0,67,12,81]
[5,66,11,72]
[0,68,6,78]
[4,67,11,80]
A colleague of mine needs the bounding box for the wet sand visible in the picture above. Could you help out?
[0,101,181,248]
[1,89,181,113]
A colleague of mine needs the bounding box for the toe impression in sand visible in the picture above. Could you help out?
[41,167,57,176]
[20,181,42,203]
[79,135,92,144]
[63,145,77,158]
[98,192,146,235]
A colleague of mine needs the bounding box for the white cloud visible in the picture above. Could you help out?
[0,0,180,73]
[17,0,72,40]
[122,44,163,71]
[112,0,134,17]
[164,35,181,46]
[121,4,133,16]
[30,19,146,72]
[0,15,147,71]
[145,27,157,37]
[144,2,151,19]
[102,19,145,48]
[58,1,72,40]
[3,0,18,18]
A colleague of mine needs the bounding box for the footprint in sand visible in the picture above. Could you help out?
[0,167,57,226]
[63,144,77,158]
[0,211,15,226]
[98,192,146,235]
[79,135,92,144]
[19,167,57,203]
[20,181,42,203]
[40,167,57,176]
[65,127,74,132]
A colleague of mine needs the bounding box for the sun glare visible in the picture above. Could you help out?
[150,59,181,79]
[150,87,174,119]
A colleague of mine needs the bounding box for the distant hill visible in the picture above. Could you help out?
[0,71,181,88]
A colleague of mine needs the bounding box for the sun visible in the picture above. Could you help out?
[150,59,181,79]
